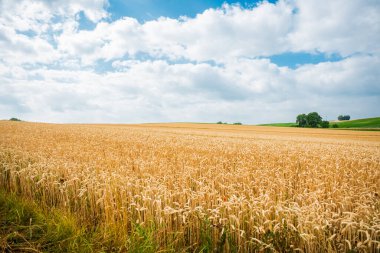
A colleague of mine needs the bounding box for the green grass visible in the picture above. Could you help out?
[331,117,380,128]
[0,190,100,252]
[257,117,380,129]
[0,192,237,252]
[257,122,296,127]
[0,190,200,252]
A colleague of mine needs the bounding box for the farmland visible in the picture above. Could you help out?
[0,121,379,252]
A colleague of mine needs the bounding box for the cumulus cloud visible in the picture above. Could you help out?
[295,56,380,96]
[1,55,379,123]
[54,0,380,64]
[0,23,59,64]
[54,2,294,64]
[0,0,108,28]
[288,0,380,56]
[0,0,379,123]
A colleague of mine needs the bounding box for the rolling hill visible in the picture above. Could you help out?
[257,117,380,129]
[332,117,380,128]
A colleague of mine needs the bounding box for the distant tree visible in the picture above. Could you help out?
[338,115,350,120]
[233,122,242,125]
[217,121,223,124]
[320,120,330,128]
[332,123,339,128]
[296,114,307,127]
[9,118,21,121]
[306,112,322,128]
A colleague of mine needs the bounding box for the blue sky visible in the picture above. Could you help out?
[0,0,379,123]
[268,52,343,69]
[108,0,277,22]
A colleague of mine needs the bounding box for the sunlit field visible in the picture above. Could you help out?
[1,121,379,252]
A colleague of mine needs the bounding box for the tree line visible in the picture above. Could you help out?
[338,115,350,120]
[296,112,330,128]
[296,113,351,128]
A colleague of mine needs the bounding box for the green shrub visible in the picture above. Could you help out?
[9,118,21,121]
[320,121,329,128]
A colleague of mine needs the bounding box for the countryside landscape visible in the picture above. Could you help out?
[1,0,380,252]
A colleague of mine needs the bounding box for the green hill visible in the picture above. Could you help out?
[332,117,380,128]
[257,117,380,129]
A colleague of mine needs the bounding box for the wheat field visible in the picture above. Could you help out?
[0,121,379,252]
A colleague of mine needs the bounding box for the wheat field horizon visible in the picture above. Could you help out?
[1,121,379,252]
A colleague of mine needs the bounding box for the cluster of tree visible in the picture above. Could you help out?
[217,121,242,125]
[296,112,329,128]
[9,118,21,121]
[338,115,350,120]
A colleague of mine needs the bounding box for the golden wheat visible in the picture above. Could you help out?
[0,121,379,252]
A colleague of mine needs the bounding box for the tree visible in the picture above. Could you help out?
[306,112,322,128]
[320,120,329,128]
[338,115,350,120]
[296,114,307,127]
[9,118,21,121]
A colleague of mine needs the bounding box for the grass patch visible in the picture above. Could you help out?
[0,190,184,252]
[331,117,380,128]
[0,190,96,252]
[257,117,380,129]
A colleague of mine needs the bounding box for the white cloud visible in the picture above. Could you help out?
[295,56,380,96]
[54,0,380,64]
[0,0,108,29]
[288,0,380,56]
[0,0,379,123]
[57,18,144,65]
[0,23,59,64]
[0,0,109,65]
[55,1,296,63]
[1,55,379,123]
[0,1,52,33]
